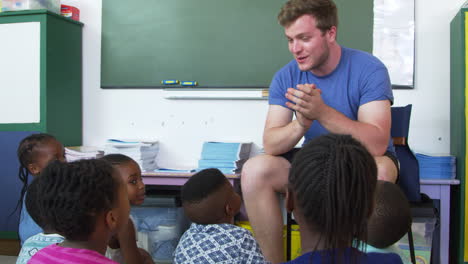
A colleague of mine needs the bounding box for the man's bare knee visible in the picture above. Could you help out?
[375,156,398,183]
[241,155,290,194]
[241,156,270,191]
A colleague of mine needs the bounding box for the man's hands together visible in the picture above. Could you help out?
[285,83,326,129]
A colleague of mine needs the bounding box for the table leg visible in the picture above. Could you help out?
[440,185,450,264]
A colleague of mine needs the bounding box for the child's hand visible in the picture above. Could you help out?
[118,219,146,264]
[117,218,136,243]
[139,248,155,264]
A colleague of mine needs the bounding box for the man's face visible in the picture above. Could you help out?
[285,14,333,73]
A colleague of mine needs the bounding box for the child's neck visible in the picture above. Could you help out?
[300,224,352,253]
[42,229,58,235]
[212,216,234,225]
[299,224,326,253]
[59,236,109,255]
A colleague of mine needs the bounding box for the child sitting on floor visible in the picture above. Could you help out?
[366,181,411,257]
[174,168,267,264]
[101,154,154,264]
[284,134,403,264]
[14,133,65,245]
[28,159,130,264]
[16,172,64,264]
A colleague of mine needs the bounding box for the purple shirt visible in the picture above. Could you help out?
[283,248,403,264]
[29,244,119,264]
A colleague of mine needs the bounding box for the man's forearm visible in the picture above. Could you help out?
[317,107,389,156]
[263,120,308,155]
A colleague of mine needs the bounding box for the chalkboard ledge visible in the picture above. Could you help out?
[163,88,269,100]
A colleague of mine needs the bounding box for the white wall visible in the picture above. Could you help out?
[80,0,465,168]
[393,0,467,154]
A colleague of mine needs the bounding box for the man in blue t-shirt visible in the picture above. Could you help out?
[240,0,398,263]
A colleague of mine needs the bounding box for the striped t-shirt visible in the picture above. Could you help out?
[28,244,119,264]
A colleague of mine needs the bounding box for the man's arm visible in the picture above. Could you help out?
[317,100,391,156]
[263,105,312,156]
[285,85,391,156]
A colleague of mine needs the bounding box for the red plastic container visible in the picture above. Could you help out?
[61,4,79,21]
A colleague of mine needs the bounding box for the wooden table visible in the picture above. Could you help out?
[142,171,240,187]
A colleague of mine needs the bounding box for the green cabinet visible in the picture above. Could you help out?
[451,3,468,263]
[0,9,83,146]
[0,10,82,238]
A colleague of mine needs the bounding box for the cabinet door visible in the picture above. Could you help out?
[0,131,36,236]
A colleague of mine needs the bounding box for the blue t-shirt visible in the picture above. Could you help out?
[283,248,403,264]
[19,193,43,245]
[269,46,395,154]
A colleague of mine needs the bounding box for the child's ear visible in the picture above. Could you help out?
[224,203,236,224]
[28,163,40,176]
[225,203,234,217]
[285,189,295,213]
[105,210,119,232]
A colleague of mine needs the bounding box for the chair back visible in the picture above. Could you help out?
[391,105,421,202]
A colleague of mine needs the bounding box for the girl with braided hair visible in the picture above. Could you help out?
[28,159,130,264]
[284,134,403,264]
[14,133,65,245]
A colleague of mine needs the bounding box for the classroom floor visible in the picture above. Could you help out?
[0,239,19,264]
[0,255,17,264]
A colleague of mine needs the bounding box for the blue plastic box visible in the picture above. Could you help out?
[397,217,436,264]
[130,197,190,263]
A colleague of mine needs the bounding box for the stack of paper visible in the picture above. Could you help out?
[197,142,252,174]
[153,168,196,173]
[415,153,456,179]
[65,146,104,162]
[104,139,159,172]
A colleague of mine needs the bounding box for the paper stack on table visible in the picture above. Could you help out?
[197,141,252,174]
[65,146,104,162]
[104,139,159,172]
[415,153,456,179]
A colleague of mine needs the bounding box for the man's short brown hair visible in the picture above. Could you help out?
[278,0,338,33]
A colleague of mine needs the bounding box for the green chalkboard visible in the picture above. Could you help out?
[101,0,373,88]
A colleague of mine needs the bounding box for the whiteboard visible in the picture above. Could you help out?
[373,0,415,87]
[0,22,40,123]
